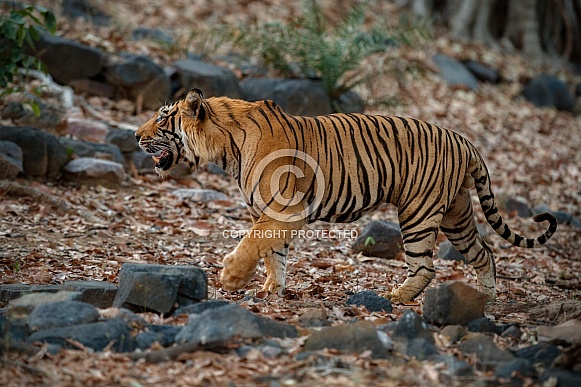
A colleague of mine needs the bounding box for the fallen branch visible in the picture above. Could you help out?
[128,339,236,364]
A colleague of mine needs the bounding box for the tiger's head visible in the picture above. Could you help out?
[135,88,206,176]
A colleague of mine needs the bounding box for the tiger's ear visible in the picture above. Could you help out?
[184,88,206,121]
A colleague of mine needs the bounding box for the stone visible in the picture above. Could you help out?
[513,342,563,367]
[432,54,478,91]
[351,220,404,259]
[132,28,174,45]
[303,321,391,359]
[105,128,139,153]
[298,309,329,327]
[172,188,229,202]
[132,149,155,172]
[66,118,110,143]
[62,0,110,26]
[538,319,581,345]
[68,79,117,99]
[333,91,365,113]
[241,78,333,116]
[346,291,393,313]
[0,314,30,343]
[466,317,501,334]
[174,59,242,99]
[501,325,522,340]
[175,300,230,316]
[175,304,297,345]
[33,34,105,85]
[576,82,581,97]
[496,193,533,218]
[434,355,474,377]
[0,126,67,178]
[422,281,488,326]
[135,325,180,349]
[392,310,433,341]
[522,73,575,112]
[27,318,134,352]
[8,291,83,319]
[398,337,439,361]
[63,157,125,188]
[459,334,515,370]
[0,284,62,305]
[463,60,500,84]
[495,358,536,379]
[541,368,581,386]
[105,54,171,110]
[440,325,467,343]
[0,140,23,179]
[206,162,228,175]
[28,301,100,331]
[60,281,118,309]
[113,263,207,314]
[59,138,125,165]
[437,240,467,263]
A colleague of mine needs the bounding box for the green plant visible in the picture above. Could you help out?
[0,3,56,114]
[364,236,376,247]
[198,0,429,101]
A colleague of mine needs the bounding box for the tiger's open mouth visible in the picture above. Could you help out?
[151,150,173,170]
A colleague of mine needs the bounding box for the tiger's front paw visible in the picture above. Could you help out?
[219,252,258,292]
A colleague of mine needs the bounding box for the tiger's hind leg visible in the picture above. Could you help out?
[440,188,496,301]
[388,211,442,303]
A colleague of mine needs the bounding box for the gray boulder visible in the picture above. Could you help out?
[174,59,242,99]
[106,128,139,153]
[0,140,23,179]
[62,0,110,26]
[437,240,467,263]
[105,54,171,110]
[34,34,105,85]
[522,73,575,112]
[0,126,67,178]
[241,78,333,116]
[463,60,500,84]
[459,334,515,370]
[60,281,118,309]
[113,263,207,314]
[63,157,125,188]
[28,301,100,331]
[346,290,392,312]
[59,137,124,164]
[351,220,404,259]
[432,54,478,91]
[422,281,488,326]
[172,188,229,202]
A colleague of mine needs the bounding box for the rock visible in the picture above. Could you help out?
[463,60,500,84]
[27,318,134,352]
[435,355,474,377]
[541,368,581,386]
[174,59,242,99]
[303,321,391,359]
[175,300,230,316]
[28,301,100,331]
[501,325,522,340]
[298,309,329,327]
[68,79,117,99]
[538,319,581,345]
[59,138,124,164]
[333,91,365,113]
[466,317,501,334]
[8,291,83,320]
[392,310,433,341]
[0,314,30,343]
[437,240,467,263]
[423,281,488,326]
[576,82,581,97]
[135,325,180,349]
[495,358,536,379]
[132,149,155,172]
[346,291,393,312]
[440,325,467,343]
[3,96,67,133]
[0,140,23,179]
[496,193,533,218]
[62,0,110,26]
[241,78,333,116]
[63,157,125,188]
[66,118,110,143]
[0,126,67,178]
[113,263,207,314]
[175,304,297,345]
[206,162,228,175]
[60,281,118,309]
[172,188,229,202]
[513,342,563,367]
[105,128,139,153]
[522,73,576,112]
[398,337,439,361]
[33,34,105,85]
[131,28,174,45]
[432,54,478,91]
[0,284,62,305]
[459,334,515,370]
[351,220,404,259]
[105,54,171,110]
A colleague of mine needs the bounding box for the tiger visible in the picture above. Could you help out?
[135,88,557,303]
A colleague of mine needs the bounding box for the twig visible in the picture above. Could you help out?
[128,339,235,363]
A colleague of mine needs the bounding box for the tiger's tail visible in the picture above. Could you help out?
[471,154,557,248]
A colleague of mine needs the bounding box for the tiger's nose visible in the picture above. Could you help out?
[135,133,141,141]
